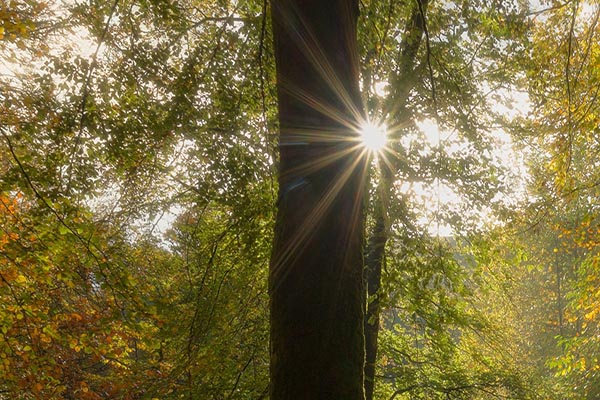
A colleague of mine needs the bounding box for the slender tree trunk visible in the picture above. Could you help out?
[555,249,564,338]
[363,3,429,399]
[269,1,366,399]
[363,205,386,400]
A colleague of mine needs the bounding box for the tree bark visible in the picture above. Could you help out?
[269,1,366,399]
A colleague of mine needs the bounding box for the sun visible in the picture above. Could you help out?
[360,120,387,153]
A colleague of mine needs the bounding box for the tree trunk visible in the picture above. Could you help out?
[363,3,430,399]
[363,207,386,400]
[269,1,366,400]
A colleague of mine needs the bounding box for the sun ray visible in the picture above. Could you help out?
[270,149,369,291]
[274,3,364,127]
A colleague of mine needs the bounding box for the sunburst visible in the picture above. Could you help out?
[359,120,388,153]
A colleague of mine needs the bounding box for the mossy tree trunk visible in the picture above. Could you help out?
[269,0,366,399]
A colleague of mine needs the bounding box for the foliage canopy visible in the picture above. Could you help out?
[1,0,600,399]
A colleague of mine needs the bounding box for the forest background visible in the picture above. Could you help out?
[1,0,600,399]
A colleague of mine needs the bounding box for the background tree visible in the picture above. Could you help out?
[507,2,600,398]
[357,0,534,397]
[2,0,275,398]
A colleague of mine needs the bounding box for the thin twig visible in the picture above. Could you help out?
[564,0,578,176]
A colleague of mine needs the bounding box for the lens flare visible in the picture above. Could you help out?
[360,121,387,153]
